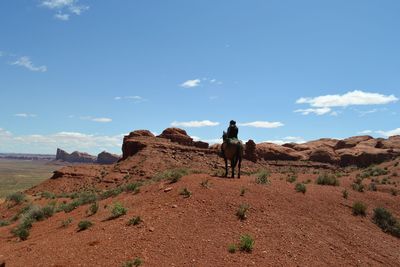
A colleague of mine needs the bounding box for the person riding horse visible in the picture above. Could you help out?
[221,120,243,178]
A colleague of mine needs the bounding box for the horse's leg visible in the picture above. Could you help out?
[224,158,228,177]
[238,156,242,179]
[231,158,236,178]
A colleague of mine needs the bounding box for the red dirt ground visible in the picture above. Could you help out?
[1,161,399,266]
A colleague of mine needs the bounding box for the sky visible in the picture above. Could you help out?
[0,0,399,155]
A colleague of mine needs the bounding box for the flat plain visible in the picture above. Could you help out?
[0,159,60,199]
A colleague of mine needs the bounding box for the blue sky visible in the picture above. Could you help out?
[0,0,399,154]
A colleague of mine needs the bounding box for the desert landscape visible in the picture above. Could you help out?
[0,128,399,266]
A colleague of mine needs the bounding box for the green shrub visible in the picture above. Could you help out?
[286,175,297,183]
[124,183,141,194]
[228,244,237,254]
[180,188,192,198]
[78,191,97,205]
[295,183,306,194]
[372,207,400,238]
[42,205,55,218]
[109,202,127,219]
[61,218,73,228]
[352,182,365,192]
[99,187,124,200]
[200,179,211,188]
[342,189,349,199]
[239,234,254,252]
[352,201,367,216]
[255,170,270,185]
[87,202,99,216]
[127,216,142,226]
[61,199,82,213]
[77,220,93,231]
[316,173,339,186]
[154,168,189,183]
[40,191,56,199]
[122,258,143,267]
[361,166,389,178]
[368,182,377,192]
[236,204,249,221]
[11,225,30,241]
[6,192,26,205]
[0,220,10,227]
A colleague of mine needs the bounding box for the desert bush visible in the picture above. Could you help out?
[361,166,389,178]
[236,204,249,220]
[342,189,349,199]
[124,183,141,194]
[127,216,142,226]
[286,175,297,183]
[100,187,124,200]
[368,182,377,192]
[6,192,26,205]
[304,179,312,184]
[372,207,400,238]
[11,224,30,241]
[0,220,10,227]
[109,202,127,219]
[239,234,254,252]
[180,188,192,198]
[352,182,365,192]
[352,201,367,216]
[61,218,73,228]
[316,173,339,186]
[240,187,247,196]
[295,183,306,194]
[392,171,398,177]
[61,199,82,213]
[154,168,189,183]
[122,258,143,267]
[40,191,56,199]
[87,202,99,216]
[255,170,270,185]
[228,244,237,254]
[77,220,93,231]
[200,179,211,188]
[42,204,55,218]
[77,191,97,205]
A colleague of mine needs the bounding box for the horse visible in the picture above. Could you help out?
[221,132,243,178]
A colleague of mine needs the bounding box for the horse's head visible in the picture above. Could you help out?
[222,131,227,141]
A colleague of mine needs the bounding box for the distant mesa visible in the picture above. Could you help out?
[55,148,120,165]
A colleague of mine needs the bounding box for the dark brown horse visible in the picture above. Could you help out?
[222,132,243,178]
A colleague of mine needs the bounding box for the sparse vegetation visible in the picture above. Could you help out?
[228,244,237,254]
[342,189,349,199]
[295,183,306,194]
[239,234,254,253]
[99,187,124,200]
[372,207,400,238]
[109,202,127,219]
[154,168,189,183]
[395,162,399,167]
[286,175,297,183]
[352,177,365,192]
[236,204,249,220]
[240,187,247,196]
[352,201,367,216]
[61,218,73,228]
[368,182,377,192]
[255,169,270,185]
[78,220,93,231]
[180,188,192,198]
[391,188,398,196]
[122,258,143,267]
[40,191,56,199]
[360,166,389,178]
[124,183,142,194]
[11,224,30,241]
[316,173,339,186]
[200,179,211,188]
[0,220,10,227]
[6,191,26,205]
[127,216,142,226]
[87,202,99,216]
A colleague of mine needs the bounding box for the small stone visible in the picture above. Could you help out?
[164,187,173,192]
[0,260,5,267]
[172,204,178,208]
[149,227,155,232]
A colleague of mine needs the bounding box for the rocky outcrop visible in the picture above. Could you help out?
[194,141,209,149]
[337,146,396,168]
[244,140,257,162]
[256,143,304,161]
[158,128,194,146]
[97,151,120,164]
[335,136,373,150]
[56,148,96,163]
[308,147,339,164]
[126,130,155,138]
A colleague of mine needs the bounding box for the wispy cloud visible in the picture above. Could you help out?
[191,136,222,144]
[295,90,398,115]
[180,79,201,88]
[40,0,89,20]
[376,128,400,138]
[0,128,122,154]
[262,136,306,145]
[171,120,220,128]
[238,121,284,128]
[14,113,37,118]
[114,96,146,103]
[11,56,47,72]
[80,116,112,123]
[358,130,373,135]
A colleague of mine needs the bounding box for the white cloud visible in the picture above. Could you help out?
[297,90,398,108]
[80,116,112,123]
[54,13,70,20]
[114,96,146,103]
[11,56,47,72]
[171,120,220,128]
[376,128,400,138]
[14,113,37,118]
[0,128,123,154]
[40,0,89,19]
[191,136,222,144]
[180,79,201,88]
[238,121,284,128]
[262,136,306,145]
[294,107,332,116]
[358,130,373,135]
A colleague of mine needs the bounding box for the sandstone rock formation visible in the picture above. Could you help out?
[56,149,97,163]
[97,151,120,164]
[244,139,257,162]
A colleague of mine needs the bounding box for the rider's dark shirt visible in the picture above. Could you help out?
[227,125,238,139]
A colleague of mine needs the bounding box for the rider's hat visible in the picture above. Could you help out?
[230,120,236,125]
